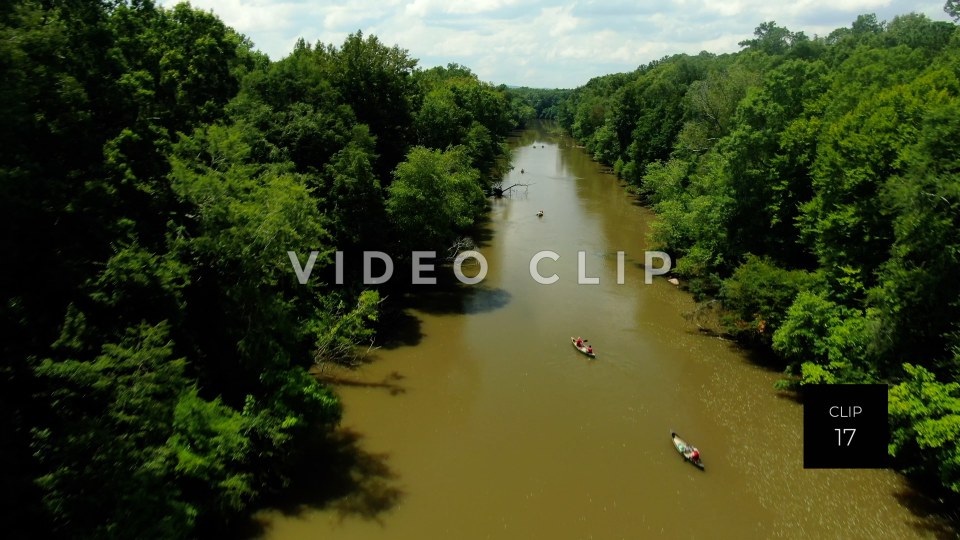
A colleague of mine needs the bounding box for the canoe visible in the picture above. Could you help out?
[671,431,705,470]
[571,337,596,358]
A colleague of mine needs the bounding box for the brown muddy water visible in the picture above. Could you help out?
[252,121,953,539]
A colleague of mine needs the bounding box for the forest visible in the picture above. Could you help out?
[524,8,960,503]
[0,1,526,537]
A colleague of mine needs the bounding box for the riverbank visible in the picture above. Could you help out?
[251,120,952,539]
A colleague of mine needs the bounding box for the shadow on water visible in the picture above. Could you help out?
[392,263,511,316]
[628,189,650,207]
[406,282,511,316]
[469,214,495,249]
[317,370,407,396]
[374,270,510,350]
[894,479,960,539]
[376,307,424,350]
[240,428,404,538]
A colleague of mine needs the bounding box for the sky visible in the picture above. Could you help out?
[158,0,953,88]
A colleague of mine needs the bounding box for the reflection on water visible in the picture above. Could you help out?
[251,121,956,539]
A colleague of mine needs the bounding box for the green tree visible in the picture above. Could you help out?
[386,146,486,251]
[800,68,958,293]
[719,255,817,346]
[649,151,735,289]
[684,64,757,142]
[947,0,960,22]
[623,56,710,181]
[884,13,955,53]
[322,126,387,249]
[772,291,876,384]
[738,21,795,54]
[1,2,256,534]
[33,323,199,539]
[722,59,828,266]
[416,87,468,148]
[328,31,418,179]
[872,84,960,376]
[889,363,960,494]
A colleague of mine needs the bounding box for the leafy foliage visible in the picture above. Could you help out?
[947,0,960,22]
[1,2,513,537]
[720,255,817,346]
[889,364,960,494]
[387,146,486,251]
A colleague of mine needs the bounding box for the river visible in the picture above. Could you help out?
[252,121,952,539]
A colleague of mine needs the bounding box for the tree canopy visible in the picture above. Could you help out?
[0,1,517,537]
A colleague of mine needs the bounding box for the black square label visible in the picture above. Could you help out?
[803,384,888,469]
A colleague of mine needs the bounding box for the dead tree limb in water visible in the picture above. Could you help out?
[491,182,533,197]
[445,237,476,261]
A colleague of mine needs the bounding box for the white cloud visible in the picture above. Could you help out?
[405,0,523,17]
[165,0,301,33]
[533,5,581,37]
[159,0,953,87]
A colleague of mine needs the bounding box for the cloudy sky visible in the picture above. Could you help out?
[159,0,952,88]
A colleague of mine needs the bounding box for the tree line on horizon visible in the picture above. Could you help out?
[0,1,526,537]
[514,11,960,501]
